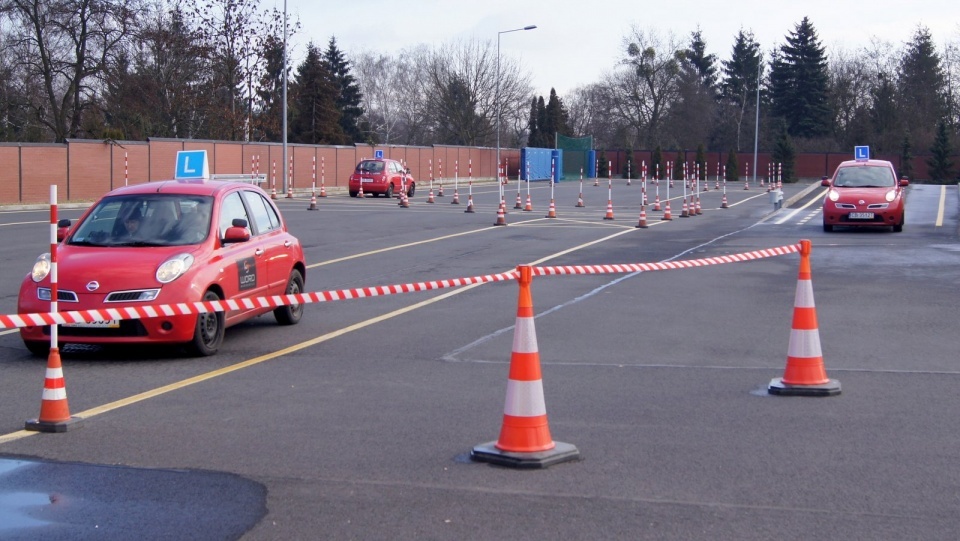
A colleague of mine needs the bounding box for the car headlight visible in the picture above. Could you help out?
[885,189,896,202]
[31,253,51,282]
[156,253,195,284]
[828,189,839,202]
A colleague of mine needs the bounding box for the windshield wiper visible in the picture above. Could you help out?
[114,240,168,247]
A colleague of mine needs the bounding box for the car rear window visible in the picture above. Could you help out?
[357,161,384,173]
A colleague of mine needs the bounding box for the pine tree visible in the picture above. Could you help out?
[725,149,739,183]
[772,122,796,181]
[624,148,635,178]
[695,144,707,180]
[899,132,913,180]
[535,96,547,147]
[898,27,947,151]
[543,88,571,144]
[720,30,762,151]
[290,42,345,145]
[527,97,539,147]
[685,29,718,94]
[322,37,365,143]
[672,152,685,181]
[597,150,609,178]
[926,119,954,182]
[768,17,831,138]
[651,146,664,180]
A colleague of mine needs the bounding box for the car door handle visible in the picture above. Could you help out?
[255,248,264,256]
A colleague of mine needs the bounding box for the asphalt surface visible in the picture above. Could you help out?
[0,177,958,540]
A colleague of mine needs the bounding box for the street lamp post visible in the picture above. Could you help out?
[496,25,537,180]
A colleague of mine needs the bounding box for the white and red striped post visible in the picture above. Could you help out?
[427,159,435,203]
[124,152,129,186]
[744,161,750,190]
[451,160,460,204]
[437,158,444,197]
[271,160,277,199]
[286,154,294,197]
[49,185,58,350]
[576,167,584,207]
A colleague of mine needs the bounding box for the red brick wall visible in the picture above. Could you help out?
[0,140,944,205]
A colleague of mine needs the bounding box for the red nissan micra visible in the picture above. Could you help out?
[18,179,306,356]
[348,158,415,198]
[821,159,908,232]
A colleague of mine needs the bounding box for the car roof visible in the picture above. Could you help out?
[836,159,894,168]
[102,180,263,198]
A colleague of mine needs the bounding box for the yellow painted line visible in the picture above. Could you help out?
[0,224,642,446]
[935,185,946,227]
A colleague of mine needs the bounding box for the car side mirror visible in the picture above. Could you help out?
[223,218,250,244]
[820,176,831,187]
[899,176,910,186]
[56,218,71,242]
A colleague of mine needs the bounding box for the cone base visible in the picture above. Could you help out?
[25,416,83,433]
[768,378,841,397]
[470,440,579,469]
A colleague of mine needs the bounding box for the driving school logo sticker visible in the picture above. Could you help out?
[237,257,257,290]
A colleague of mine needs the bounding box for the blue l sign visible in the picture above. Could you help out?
[374,149,384,159]
[854,146,870,161]
[175,150,210,179]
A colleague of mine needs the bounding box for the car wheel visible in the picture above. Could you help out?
[23,340,50,357]
[188,290,225,356]
[823,223,833,232]
[274,269,305,325]
[349,190,359,198]
[893,217,903,232]
[407,182,415,197]
[385,184,394,199]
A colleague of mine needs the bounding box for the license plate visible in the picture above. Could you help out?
[848,212,874,219]
[361,177,373,183]
[63,319,120,329]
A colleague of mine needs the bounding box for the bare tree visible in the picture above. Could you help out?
[1,0,142,142]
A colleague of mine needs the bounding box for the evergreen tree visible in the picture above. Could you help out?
[725,149,739,183]
[768,17,831,138]
[695,144,707,180]
[926,119,954,182]
[290,42,345,145]
[898,26,947,151]
[624,148,635,178]
[685,29,719,94]
[772,122,796,181]
[672,152,685,181]
[869,73,900,153]
[535,96,548,147]
[651,145,664,180]
[597,150,609,178]
[720,30,762,151]
[527,97,539,146]
[899,132,913,180]
[543,88,571,144]
[322,37,365,143]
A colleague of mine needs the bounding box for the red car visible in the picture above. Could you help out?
[348,158,415,198]
[821,159,908,232]
[18,179,306,356]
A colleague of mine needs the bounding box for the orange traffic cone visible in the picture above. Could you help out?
[427,187,435,203]
[357,183,365,198]
[603,199,614,220]
[575,192,584,207]
[286,185,294,198]
[680,198,689,217]
[721,193,729,209]
[464,194,474,213]
[653,194,661,211]
[471,266,580,468]
[635,205,649,228]
[662,200,673,220]
[399,190,410,208]
[307,191,318,210]
[25,348,83,432]
[524,194,533,212]
[514,192,523,209]
[494,205,507,226]
[545,199,557,218]
[451,190,460,205]
[695,196,702,215]
[768,240,840,396]
[319,183,327,198]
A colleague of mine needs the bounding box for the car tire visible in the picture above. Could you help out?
[349,190,359,198]
[385,184,394,199]
[274,269,304,325]
[407,182,415,197]
[23,340,50,357]
[188,290,225,356]
[823,223,833,232]
[893,217,903,232]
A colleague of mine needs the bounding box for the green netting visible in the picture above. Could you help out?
[556,134,594,179]
[556,134,593,151]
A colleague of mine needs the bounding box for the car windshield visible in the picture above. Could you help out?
[357,161,384,173]
[69,194,214,247]
[833,166,896,188]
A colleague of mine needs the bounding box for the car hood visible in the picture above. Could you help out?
[44,244,204,291]
[833,187,896,201]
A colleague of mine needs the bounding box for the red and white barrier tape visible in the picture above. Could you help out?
[0,243,801,330]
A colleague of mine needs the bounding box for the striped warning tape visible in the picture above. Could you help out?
[0,243,801,330]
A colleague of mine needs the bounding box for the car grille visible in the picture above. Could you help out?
[105,289,160,302]
[42,320,149,337]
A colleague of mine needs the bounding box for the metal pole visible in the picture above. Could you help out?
[496,25,536,183]
[282,0,288,194]
[752,52,760,186]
